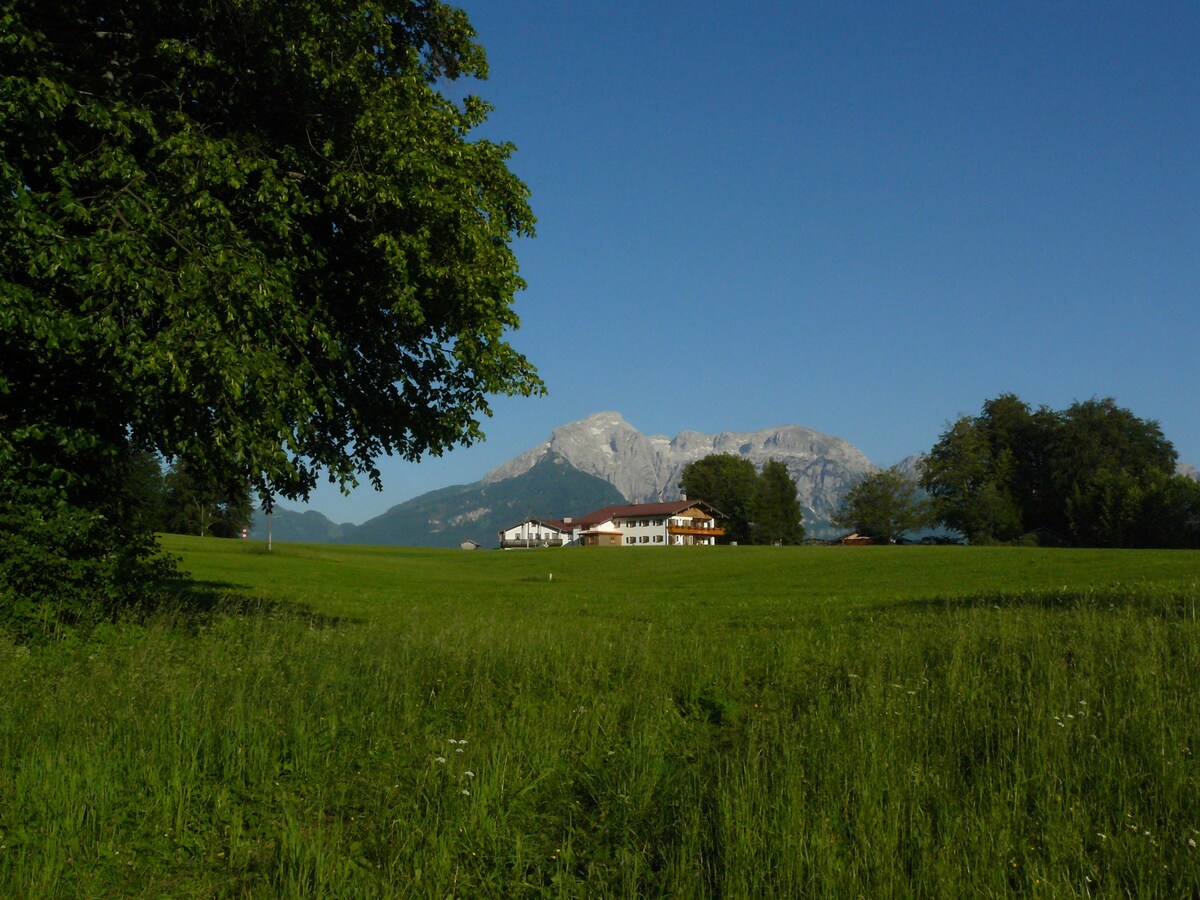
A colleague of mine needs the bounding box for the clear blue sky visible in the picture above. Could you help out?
[306,1,1200,524]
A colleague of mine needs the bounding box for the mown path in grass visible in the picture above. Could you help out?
[1,541,1197,896]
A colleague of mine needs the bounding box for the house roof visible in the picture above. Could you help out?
[497,516,572,535]
[570,500,722,527]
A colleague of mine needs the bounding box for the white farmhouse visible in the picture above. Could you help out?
[497,517,573,549]
[572,500,724,547]
[498,501,724,548]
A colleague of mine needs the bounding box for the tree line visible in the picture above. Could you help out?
[833,394,1200,548]
[679,456,805,545]
[125,455,254,541]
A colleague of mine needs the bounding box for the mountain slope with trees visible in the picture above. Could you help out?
[347,454,624,548]
[251,454,625,548]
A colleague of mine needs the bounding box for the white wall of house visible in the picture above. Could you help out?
[499,520,567,546]
[573,510,721,547]
[614,515,670,546]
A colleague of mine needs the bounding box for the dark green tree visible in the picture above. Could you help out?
[1049,398,1176,543]
[121,450,168,536]
[921,413,1024,543]
[1,1,540,633]
[922,395,1186,547]
[1135,470,1200,549]
[752,459,805,545]
[162,463,253,539]
[679,454,759,544]
[831,466,932,543]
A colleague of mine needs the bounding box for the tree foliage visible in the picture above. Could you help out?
[161,462,253,539]
[679,454,760,544]
[921,395,1195,547]
[752,459,805,545]
[680,454,805,545]
[831,467,932,543]
[0,446,177,639]
[0,0,540,635]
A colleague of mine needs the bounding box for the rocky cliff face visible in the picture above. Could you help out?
[484,412,878,527]
[893,454,927,481]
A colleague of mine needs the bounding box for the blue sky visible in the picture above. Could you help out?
[306,1,1199,524]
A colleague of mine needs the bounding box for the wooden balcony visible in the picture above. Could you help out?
[667,525,725,537]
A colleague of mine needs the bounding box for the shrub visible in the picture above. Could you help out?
[0,454,177,642]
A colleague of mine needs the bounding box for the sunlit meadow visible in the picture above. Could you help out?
[1,540,1197,896]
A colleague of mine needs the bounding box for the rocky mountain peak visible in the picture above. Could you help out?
[484,412,879,526]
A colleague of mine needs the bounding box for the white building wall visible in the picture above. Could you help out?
[615,516,670,546]
[500,521,566,544]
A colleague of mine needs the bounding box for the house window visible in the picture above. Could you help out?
[654,535,663,543]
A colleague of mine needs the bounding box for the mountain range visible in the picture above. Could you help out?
[250,411,908,547]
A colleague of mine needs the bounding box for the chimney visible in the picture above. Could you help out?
[564,517,572,524]
[680,491,687,501]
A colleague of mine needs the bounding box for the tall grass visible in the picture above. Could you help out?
[0,542,1197,895]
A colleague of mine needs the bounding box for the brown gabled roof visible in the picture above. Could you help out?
[571,499,723,527]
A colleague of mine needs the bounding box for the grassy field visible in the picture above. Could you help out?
[1,539,1198,897]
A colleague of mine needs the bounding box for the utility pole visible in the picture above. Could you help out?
[262,494,274,552]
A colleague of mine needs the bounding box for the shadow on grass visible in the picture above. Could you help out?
[145,578,361,631]
[880,585,1200,620]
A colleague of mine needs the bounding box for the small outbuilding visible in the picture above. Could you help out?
[832,532,875,546]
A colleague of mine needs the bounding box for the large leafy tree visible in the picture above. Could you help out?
[919,395,1037,543]
[1050,398,1176,541]
[922,395,1189,547]
[0,0,541,633]
[831,466,931,544]
[679,454,759,544]
[752,459,805,545]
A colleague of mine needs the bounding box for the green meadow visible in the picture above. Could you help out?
[2,541,1198,897]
